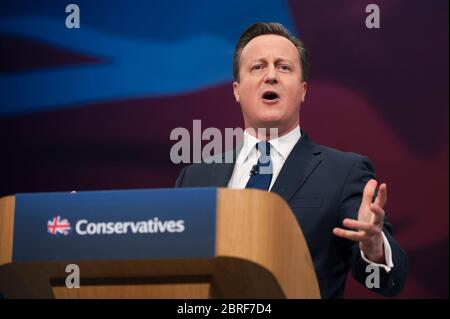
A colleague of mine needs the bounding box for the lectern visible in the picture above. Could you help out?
[0,188,320,298]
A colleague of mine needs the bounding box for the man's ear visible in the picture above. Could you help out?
[233,81,240,103]
[301,81,307,103]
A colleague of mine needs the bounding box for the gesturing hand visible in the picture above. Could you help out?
[333,179,387,263]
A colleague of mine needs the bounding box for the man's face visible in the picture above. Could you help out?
[233,34,307,136]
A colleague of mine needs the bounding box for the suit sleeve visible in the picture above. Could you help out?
[339,156,408,297]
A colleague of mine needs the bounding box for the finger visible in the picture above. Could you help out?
[362,179,377,207]
[369,203,385,224]
[374,183,388,208]
[343,218,379,235]
[333,227,369,242]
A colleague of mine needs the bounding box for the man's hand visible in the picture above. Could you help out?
[333,179,387,263]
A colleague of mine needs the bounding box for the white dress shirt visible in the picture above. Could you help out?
[228,125,301,190]
[228,125,394,271]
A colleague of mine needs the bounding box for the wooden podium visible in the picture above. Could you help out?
[0,188,320,299]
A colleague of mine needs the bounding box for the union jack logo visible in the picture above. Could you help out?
[47,216,71,236]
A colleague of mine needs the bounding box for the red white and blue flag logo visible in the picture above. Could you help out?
[47,216,71,236]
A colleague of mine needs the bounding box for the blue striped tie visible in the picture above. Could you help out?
[245,141,273,191]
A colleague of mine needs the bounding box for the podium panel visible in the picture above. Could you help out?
[0,188,320,298]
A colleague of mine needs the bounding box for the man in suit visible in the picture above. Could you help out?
[175,22,408,298]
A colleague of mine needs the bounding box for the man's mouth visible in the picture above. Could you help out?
[262,91,280,104]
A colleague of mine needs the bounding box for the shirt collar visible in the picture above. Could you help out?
[269,125,301,160]
[237,125,301,163]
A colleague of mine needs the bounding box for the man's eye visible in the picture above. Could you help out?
[252,64,263,70]
[279,65,291,71]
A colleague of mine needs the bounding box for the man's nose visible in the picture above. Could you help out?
[264,66,278,84]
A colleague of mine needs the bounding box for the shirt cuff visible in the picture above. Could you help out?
[360,231,394,273]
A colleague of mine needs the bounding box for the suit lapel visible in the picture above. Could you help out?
[211,149,239,187]
[213,163,235,187]
[271,132,323,203]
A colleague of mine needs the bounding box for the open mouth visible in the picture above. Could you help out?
[262,91,280,102]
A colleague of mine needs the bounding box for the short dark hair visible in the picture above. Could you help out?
[233,22,310,82]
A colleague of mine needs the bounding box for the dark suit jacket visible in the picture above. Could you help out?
[175,131,408,298]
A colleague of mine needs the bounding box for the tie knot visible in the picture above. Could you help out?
[256,141,271,156]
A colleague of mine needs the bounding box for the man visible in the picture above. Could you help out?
[175,22,408,298]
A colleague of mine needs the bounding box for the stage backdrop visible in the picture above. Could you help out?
[0,0,448,298]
